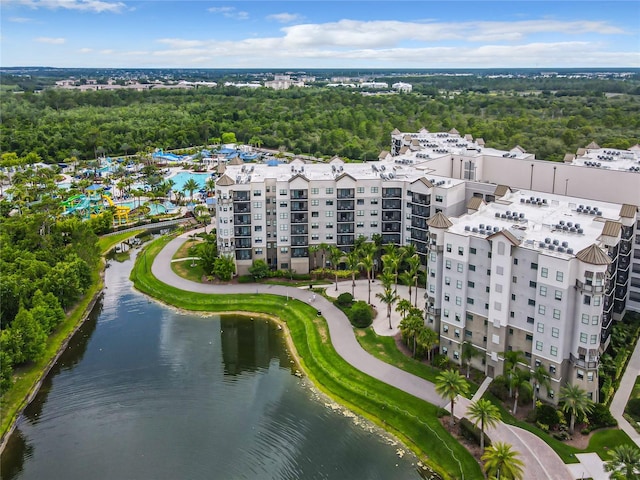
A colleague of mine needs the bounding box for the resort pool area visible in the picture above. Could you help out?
[115,201,177,215]
[169,171,211,192]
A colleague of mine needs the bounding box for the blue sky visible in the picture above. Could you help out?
[1,1,639,68]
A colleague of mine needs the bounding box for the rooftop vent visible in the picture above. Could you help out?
[562,241,569,247]
[577,228,584,234]
[495,212,501,218]
[567,248,574,254]
[464,225,471,231]
[548,245,555,251]
[557,247,565,253]
[553,239,559,246]
[545,238,551,244]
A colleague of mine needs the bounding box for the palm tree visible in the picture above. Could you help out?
[467,398,501,451]
[559,384,594,435]
[164,178,176,203]
[405,254,421,306]
[604,444,640,480]
[395,298,412,320]
[328,245,343,291]
[308,244,320,271]
[358,249,375,304]
[399,312,423,356]
[461,341,481,379]
[481,442,525,480]
[435,369,469,427]
[503,350,527,398]
[345,250,360,297]
[205,177,216,196]
[381,246,402,293]
[509,369,532,416]
[530,365,551,409]
[416,327,438,362]
[183,178,200,202]
[376,286,399,330]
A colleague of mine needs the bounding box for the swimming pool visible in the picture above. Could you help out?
[169,171,211,192]
[115,201,177,215]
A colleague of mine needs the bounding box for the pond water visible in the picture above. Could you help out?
[1,254,425,480]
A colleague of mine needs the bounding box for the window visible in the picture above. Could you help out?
[580,333,588,343]
[454,328,461,338]
[577,370,584,380]
[311,199,319,206]
[370,199,378,205]
[325,234,333,240]
[253,201,262,208]
[457,263,463,273]
[555,290,562,301]
[444,294,450,302]
[435,195,443,203]
[496,266,504,275]
[445,277,451,285]
[587,372,594,382]
[311,188,319,195]
[357,210,364,216]
[510,311,515,318]
[469,265,476,272]
[466,313,474,321]
[536,341,543,351]
[513,276,517,284]
[456,280,463,289]
[592,315,599,325]
[443,324,449,333]
[279,189,287,195]
[529,298,537,306]
[511,294,516,301]
[446,244,452,252]
[357,199,364,205]
[513,258,519,265]
[455,313,461,322]
[590,334,598,344]
[445,260,452,270]
[357,186,365,194]
[465,330,472,338]
[537,323,544,333]
[456,296,462,306]
[326,223,333,229]
[582,314,590,324]
[371,187,378,194]
[526,334,533,342]
[280,247,288,253]
[594,296,601,306]
[444,309,450,318]
[311,234,319,240]
[254,225,262,232]
[254,213,262,220]
[280,236,288,242]
[453,351,460,360]
[550,346,558,356]
[458,246,465,256]
[467,281,475,288]
[311,212,319,217]
[541,267,548,278]
[538,304,545,314]
[325,200,333,206]
[488,252,492,259]
[556,271,564,282]
[326,211,333,217]
[370,210,378,216]
[487,269,491,276]
[549,365,557,374]
[280,224,288,231]
[552,327,559,338]
[553,309,561,320]
[442,346,448,355]
[253,190,262,197]
[527,316,535,324]
[584,295,591,305]
[470,247,477,254]
[529,281,537,288]
[486,286,490,293]
[531,262,538,270]
[540,286,547,297]
[326,188,333,194]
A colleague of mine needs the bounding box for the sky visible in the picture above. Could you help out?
[1,0,639,69]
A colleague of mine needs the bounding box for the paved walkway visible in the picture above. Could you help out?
[610,335,640,447]
[150,230,574,480]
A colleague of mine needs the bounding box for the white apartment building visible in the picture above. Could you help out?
[427,188,636,402]
[215,129,639,403]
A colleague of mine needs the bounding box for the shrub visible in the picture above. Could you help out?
[349,301,373,328]
[458,417,490,447]
[237,275,254,284]
[536,404,561,429]
[587,403,618,430]
[488,376,510,401]
[336,292,354,307]
[626,398,640,420]
[432,354,450,370]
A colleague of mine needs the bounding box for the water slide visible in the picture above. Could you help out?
[103,195,130,223]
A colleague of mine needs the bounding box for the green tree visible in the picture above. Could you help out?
[467,398,502,451]
[604,444,640,480]
[182,178,200,202]
[198,239,218,275]
[248,259,270,280]
[559,384,594,435]
[358,246,375,304]
[399,312,423,356]
[395,298,412,320]
[510,369,532,416]
[461,341,481,379]
[416,327,438,362]
[435,369,469,427]
[213,254,235,281]
[481,442,525,480]
[376,286,399,330]
[12,307,47,363]
[221,132,238,144]
[530,365,551,409]
[503,350,527,398]
[345,250,360,298]
[327,245,344,291]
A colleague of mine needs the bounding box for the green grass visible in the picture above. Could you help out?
[131,235,483,480]
[171,259,205,283]
[1,269,103,439]
[587,429,635,460]
[98,229,144,254]
[355,327,478,397]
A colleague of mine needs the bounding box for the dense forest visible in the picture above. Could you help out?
[1,83,639,164]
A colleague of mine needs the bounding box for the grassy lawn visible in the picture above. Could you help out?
[130,235,483,480]
[172,238,200,260]
[355,328,477,397]
[171,258,205,283]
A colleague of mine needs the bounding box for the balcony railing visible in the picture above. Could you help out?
[569,353,598,369]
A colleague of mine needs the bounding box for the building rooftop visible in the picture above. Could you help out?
[571,145,640,173]
[447,188,624,259]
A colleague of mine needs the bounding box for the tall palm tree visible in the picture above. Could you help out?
[530,365,551,409]
[381,247,402,293]
[467,398,501,451]
[205,177,216,196]
[416,327,438,362]
[395,298,412,320]
[435,369,469,427]
[376,286,399,330]
[481,442,525,480]
[503,350,527,398]
[345,250,360,297]
[461,341,481,379]
[509,369,532,416]
[405,254,421,306]
[358,249,375,304]
[399,312,423,356]
[559,384,594,435]
[183,178,200,202]
[604,444,640,480]
[328,245,343,291]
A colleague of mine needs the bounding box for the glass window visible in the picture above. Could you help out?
[326,211,333,217]
[326,188,333,194]
[371,187,378,193]
[456,280,463,289]
[580,333,588,343]
[467,281,475,288]
[446,244,452,252]
[470,247,476,254]
[457,263,463,273]
[541,267,548,277]
[531,262,538,270]
[555,290,562,300]
[536,341,543,351]
[445,260,452,270]
[590,334,598,344]
[467,297,474,305]
[582,314,589,324]
[550,346,557,356]
[553,309,561,320]
[584,295,591,305]
[556,271,564,282]
[311,188,319,195]
[540,286,547,296]
[357,187,365,193]
[594,296,601,306]
[592,315,599,325]
[537,323,544,333]
[551,327,559,338]
[538,304,545,314]
[456,297,462,306]
[469,265,476,272]
[458,246,464,255]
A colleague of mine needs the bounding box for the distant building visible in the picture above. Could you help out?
[392,82,412,93]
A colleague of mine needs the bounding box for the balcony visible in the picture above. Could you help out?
[383,223,401,233]
[291,190,308,200]
[292,247,308,258]
[291,213,309,224]
[382,188,402,198]
[337,234,355,246]
[291,225,308,235]
[382,199,402,210]
[234,226,251,237]
[291,201,308,212]
[411,229,429,242]
[337,200,354,211]
[412,218,428,229]
[569,353,598,369]
[337,225,354,234]
[412,193,431,205]
[236,238,252,249]
[575,280,605,293]
[337,213,354,223]
[235,250,252,261]
[382,212,401,221]
[382,234,401,244]
[292,237,308,247]
[412,206,431,218]
[233,192,250,201]
[234,214,251,225]
[337,189,354,199]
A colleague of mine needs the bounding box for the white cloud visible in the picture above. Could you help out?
[8,16,34,22]
[35,36,65,44]
[156,38,206,48]
[267,12,303,24]
[7,0,125,14]
[207,6,248,20]
[78,47,92,53]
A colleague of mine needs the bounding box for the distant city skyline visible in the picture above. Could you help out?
[1,1,639,69]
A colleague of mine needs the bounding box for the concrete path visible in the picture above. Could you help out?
[150,231,574,480]
[610,334,640,447]
[566,453,609,480]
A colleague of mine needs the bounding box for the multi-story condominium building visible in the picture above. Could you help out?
[426,187,636,402]
[215,129,640,403]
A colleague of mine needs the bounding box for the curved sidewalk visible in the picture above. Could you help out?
[150,232,574,480]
